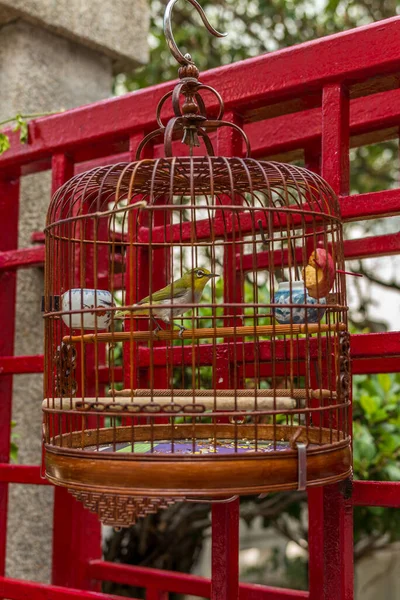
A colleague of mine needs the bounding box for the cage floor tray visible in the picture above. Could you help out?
[45,424,352,498]
[86,438,293,454]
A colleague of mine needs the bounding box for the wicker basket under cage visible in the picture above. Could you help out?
[42,1,351,528]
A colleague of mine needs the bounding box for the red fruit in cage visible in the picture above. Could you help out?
[303,248,336,299]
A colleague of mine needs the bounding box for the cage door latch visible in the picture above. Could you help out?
[297,442,307,491]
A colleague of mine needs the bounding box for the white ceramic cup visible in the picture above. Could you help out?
[61,288,114,330]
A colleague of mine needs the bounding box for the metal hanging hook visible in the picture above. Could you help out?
[164,0,227,66]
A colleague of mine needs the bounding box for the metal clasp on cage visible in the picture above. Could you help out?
[290,427,308,491]
[296,442,307,491]
[41,295,60,312]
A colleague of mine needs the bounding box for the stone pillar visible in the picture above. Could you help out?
[0,1,149,583]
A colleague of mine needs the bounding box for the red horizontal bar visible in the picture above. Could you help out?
[353,481,400,508]
[31,190,400,255]
[89,561,210,597]
[0,17,400,173]
[27,230,400,283]
[249,87,400,159]
[0,464,49,485]
[240,231,400,272]
[4,336,396,385]
[0,247,45,271]
[0,355,44,375]
[0,358,122,380]
[137,211,269,244]
[344,232,400,260]
[242,355,400,379]
[138,332,400,369]
[351,332,400,359]
[0,577,128,600]
[128,190,400,245]
[37,87,400,191]
[8,351,394,387]
[88,561,308,599]
[340,189,400,222]
[352,357,400,375]
[137,207,325,245]
[97,356,400,385]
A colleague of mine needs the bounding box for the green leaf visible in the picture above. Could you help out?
[19,120,28,144]
[325,0,341,13]
[12,115,28,143]
[378,432,400,455]
[359,394,379,415]
[10,442,18,463]
[377,373,392,395]
[371,408,390,423]
[353,422,377,468]
[0,132,10,154]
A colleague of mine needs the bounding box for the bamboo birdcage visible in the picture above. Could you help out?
[42,0,351,528]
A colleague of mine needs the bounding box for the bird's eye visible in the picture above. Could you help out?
[196,270,203,278]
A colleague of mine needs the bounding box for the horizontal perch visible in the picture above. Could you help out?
[63,322,347,344]
[109,388,335,400]
[43,396,297,412]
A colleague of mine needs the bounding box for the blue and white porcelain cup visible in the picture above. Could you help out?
[61,289,114,330]
[273,281,326,325]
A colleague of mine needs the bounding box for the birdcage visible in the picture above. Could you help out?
[42,0,351,528]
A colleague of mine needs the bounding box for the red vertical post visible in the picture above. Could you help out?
[123,133,153,392]
[214,112,244,392]
[0,176,20,578]
[217,112,245,331]
[321,83,350,196]
[320,83,353,600]
[307,487,324,600]
[211,498,239,600]
[210,113,242,600]
[304,147,326,600]
[323,482,353,600]
[50,153,102,589]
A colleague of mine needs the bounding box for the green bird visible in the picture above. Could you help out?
[116,267,218,336]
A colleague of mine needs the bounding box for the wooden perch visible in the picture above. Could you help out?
[109,388,335,400]
[62,322,346,344]
[43,395,297,412]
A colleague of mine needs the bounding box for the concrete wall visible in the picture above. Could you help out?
[1,2,148,583]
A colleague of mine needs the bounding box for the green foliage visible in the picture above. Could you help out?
[0,132,10,154]
[352,373,400,556]
[350,141,399,195]
[0,114,31,154]
[353,373,400,481]
[0,111,61,155]
[13,114,29,144]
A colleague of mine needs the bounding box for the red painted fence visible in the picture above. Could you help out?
[1,14,400,600]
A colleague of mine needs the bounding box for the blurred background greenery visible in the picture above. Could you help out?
[103,0,400,597]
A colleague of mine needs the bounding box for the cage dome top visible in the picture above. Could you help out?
[47,157,341,229]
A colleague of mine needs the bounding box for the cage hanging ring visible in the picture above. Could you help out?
[164,0,227,66]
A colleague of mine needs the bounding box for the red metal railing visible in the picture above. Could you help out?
[1,14,400,600]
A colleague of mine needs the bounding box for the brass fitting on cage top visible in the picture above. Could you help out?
[136,0,250,159]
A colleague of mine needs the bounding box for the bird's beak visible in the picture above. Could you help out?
[209,273,219,277]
